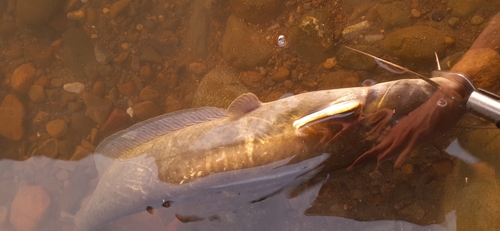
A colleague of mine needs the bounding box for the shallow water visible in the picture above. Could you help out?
[1,0,500,230]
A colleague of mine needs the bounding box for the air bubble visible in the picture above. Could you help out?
[277,35,287,47]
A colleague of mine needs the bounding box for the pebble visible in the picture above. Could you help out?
[70,145,91,161]
[94,45,115,65]
[271,67,290,82]
[11,63,36,92]
[110,0,131,19]
[82,92,113,125]
[188,62,207,75]
[323,58,337,69]
[56,169,69,180]
[470,15,484,25]
[51,78,63,88]
[445,36,455,45]
[448,17,460,28]
[113,51,129,64]
[101,108,130,133]
[67,9,85,20]
[410,9,421,18]
[239,71,263,86]
[165,95,182,113]
[0,94,24,141]
[133,101,162,120]
[139,86,160,101]
[63,82,85,94]
[28,84,46,103]
[139,65,152,79]
[400,164,414,174]
[118,81,135,96]
[92,81,105,98]
[46,119,68,138]
[10,185,50,231]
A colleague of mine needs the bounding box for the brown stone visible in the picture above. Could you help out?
[118,81,135,96]
[239,71,263,86]
[10,185,50,231]
[0,94,24,140]
[139,86,160,101]
[101,108,130,133]
[11,63,36,92]
[133,101,162,120]
[46,119,68,138]
[271,67,290,82]
[188,62,207,75]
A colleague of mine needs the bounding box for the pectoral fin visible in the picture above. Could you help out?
[293,100,361,130]
[226,93,262,117]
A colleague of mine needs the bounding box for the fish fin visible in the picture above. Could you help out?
[95,107,227,160]
[226,93,262,117]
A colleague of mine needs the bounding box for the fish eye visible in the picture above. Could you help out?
[437,99,447,107]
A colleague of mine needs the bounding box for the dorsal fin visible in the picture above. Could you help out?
[94,107,227,173]
[226,93,262,117]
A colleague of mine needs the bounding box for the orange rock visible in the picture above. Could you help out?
[11,63,36,92]
[239,71,263,86]
[0,94,24,140]
[10,185,50,231]
[118,81,135,96]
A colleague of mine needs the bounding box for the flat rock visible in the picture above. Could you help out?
[0,94,24,141]
[139,86,160,101]
[192,66,249,108]
[11,63,36,92]
[222,15,272,70]
[10,185,50,231]
[381,26,446,61]
[101,108,130,133]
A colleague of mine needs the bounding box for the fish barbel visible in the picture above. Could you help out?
[75,71,471,230]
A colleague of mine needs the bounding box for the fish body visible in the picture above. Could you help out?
[75,76,467,230]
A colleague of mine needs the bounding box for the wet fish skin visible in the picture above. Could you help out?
[75,77,455,231]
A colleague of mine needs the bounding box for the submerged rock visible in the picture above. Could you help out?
[222,16,272,69]
[193,66,249,108]
[377,1,410,29]
[381,26,446,61]
[448,0,481,17]
[230,0,284,23]
[292,9,335,64]
[62,27,100,81]
[336,45,379,71]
